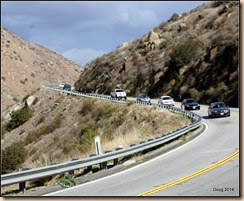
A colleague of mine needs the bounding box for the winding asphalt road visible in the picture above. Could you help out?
[45,100,239,196]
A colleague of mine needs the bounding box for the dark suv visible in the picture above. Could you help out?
[78,87,93,93]
[181,98,200,110]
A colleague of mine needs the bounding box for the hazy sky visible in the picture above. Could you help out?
[1,1,206,67]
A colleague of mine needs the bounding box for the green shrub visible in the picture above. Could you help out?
[1,124,7,138]
[6,106,34,131]
[159,39,170,50]
[168,37,202,70]
[63,144,73,155]
[2,141,28,173]
[95,106,117,121]
[79,121,99,152]
[79,99,95,115]
[55,174,76,188]
[36,115,45,126]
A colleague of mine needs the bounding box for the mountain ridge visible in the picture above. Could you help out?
[75,1,239,107]
[1,26,83,112]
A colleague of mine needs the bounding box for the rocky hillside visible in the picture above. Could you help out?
[1,27,82,111]
[75,1,239,107]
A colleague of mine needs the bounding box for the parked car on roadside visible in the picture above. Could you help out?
[208,102,230,117]
[181,98,200,110]
[136,94,151,103]
[158,96,174,106]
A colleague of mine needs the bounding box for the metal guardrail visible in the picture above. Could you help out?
[1,85,202,187]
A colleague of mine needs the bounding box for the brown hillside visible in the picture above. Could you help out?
[1,89,190,173]
[1,27,82,111]
[75,2,239,106]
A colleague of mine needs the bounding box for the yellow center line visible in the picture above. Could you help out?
[137,150,239,196]
[230,114,239,118]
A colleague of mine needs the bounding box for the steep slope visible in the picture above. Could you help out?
[2,89,190,174]
[1,27,82,111]
[75,2,239,106]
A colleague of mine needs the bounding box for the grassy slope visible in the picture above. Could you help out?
[2,89,191,170]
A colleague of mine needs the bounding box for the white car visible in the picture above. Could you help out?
[110,88,127,100]
[59,83,65,89]
[158,96,174,106]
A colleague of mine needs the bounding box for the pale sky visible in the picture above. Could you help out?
[1,1,206,67]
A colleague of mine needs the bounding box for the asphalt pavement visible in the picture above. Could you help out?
[45,101,239,196]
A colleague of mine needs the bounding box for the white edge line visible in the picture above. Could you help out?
[44,122,208,196]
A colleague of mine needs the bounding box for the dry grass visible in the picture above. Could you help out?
[3,88,191,173]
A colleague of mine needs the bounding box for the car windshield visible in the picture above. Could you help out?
[140,94,148,98]
[186,99,196,103]
[162,97,171,100]
[212,103,226,108]
[116,89,124,92]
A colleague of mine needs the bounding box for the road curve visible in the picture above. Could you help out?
[45,102,239,196]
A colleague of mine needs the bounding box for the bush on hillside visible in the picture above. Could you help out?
[168,37,202,70]
[2,141,27,174]
[79,99,95,115]
[6,106,34,131]
[79,121,99,152]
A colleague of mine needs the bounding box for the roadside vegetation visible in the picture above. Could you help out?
[2,141,27,174]
[1,91,192,195]
[1,90,191,177]
[5,106,34,131]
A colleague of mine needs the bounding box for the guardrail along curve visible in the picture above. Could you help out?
[1,85,202,187]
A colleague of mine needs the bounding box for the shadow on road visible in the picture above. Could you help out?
[202,116,213,119]
[202,115,230,119]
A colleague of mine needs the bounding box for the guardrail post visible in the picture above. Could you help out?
[88,154,97,171]
[113,158,119,166]
[68,158,79,175]
[19,168,31,193]
[113,146,123,166]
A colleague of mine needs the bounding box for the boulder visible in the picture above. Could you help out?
[169,13,182,22]
[178,23,187,31]
[26,95,36,106]
[210,47,218,61]
[148,30,159,43]
[219,5,229,15]
[123,160,136,166]
[31,71,36,77]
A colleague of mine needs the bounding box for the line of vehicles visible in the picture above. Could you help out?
[58,84,231,118]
